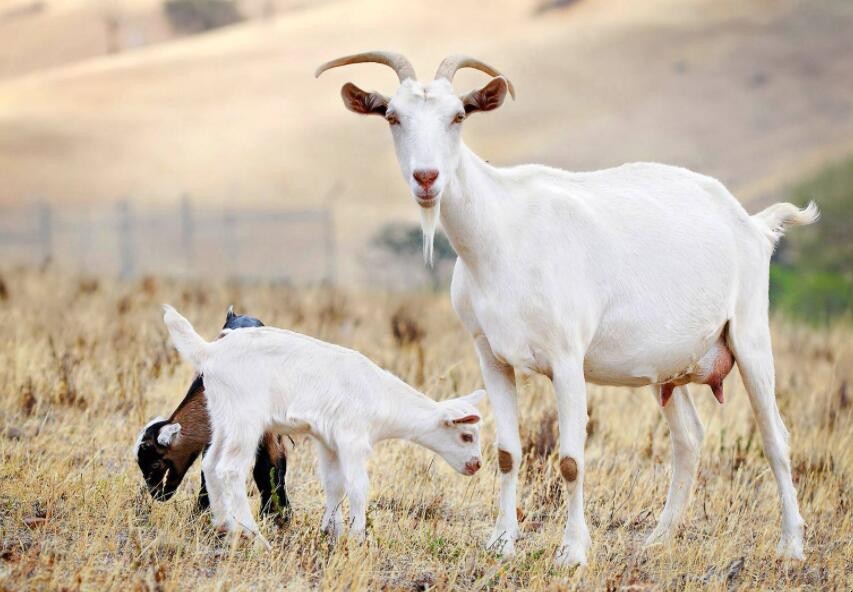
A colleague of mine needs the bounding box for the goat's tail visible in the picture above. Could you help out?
[162,305,210,370]
[752,201,820,245]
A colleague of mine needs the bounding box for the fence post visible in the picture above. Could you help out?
[37,202,53,265]
[117,200,134,279]
[180,195,193,272]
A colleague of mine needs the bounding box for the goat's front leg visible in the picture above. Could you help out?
[646,385,704,546]
[552,358,591,567]
[315,439,345,540]
[201,434,231,531]
[218,426,268,547]
[339,443,371,542]
[474,334,521,557]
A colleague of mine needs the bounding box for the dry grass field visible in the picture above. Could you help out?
[0,268,851,590]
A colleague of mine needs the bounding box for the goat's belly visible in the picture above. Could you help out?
[583,330,727,387]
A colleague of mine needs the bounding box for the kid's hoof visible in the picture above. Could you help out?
[777,536,804,560]
[643,526,674,548]
[486,531,517,557]
[554,543,587,567]
[253,535,272,552]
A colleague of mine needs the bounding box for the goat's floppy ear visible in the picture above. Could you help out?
[461,77,509,115]
[341,82,389,116]
[157,423,182,447]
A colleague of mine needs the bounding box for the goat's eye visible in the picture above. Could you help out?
[452,112,465,124]
[386,113,400,126]
[461,434,474,443]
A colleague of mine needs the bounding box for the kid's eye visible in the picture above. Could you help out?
[452,112,465,124]
[461,434,474,443]
[386,113,400,125]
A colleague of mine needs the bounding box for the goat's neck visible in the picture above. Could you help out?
[371,385,440,445]
[440,144,508,270]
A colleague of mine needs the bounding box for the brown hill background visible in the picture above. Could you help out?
[1,0,852,283]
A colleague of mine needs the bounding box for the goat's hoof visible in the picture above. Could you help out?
[486,531,517,557]
[321,524,341,544]
[776,536,804,560]
[554,543,588,568]
[252,534,272,552]
[643,527,674,548]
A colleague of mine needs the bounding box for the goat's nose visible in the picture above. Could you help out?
[413,169,439,190]
[465,458,482,475]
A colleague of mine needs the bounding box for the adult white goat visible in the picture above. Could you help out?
[316,51,818,566]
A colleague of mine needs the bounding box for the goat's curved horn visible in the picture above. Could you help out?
[315,51,417,83]
[434,54,516,99]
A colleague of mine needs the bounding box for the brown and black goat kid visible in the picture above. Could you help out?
[135,308,291,520]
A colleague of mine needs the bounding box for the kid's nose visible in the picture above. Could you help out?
[413,169,439,190]
[464,458,482,475]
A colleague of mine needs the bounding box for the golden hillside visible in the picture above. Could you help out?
[1,0,852,280]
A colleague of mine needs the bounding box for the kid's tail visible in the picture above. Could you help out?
[752,201,820,246]
[162,305,210,370]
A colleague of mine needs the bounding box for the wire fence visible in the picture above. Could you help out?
[0,198,336,284]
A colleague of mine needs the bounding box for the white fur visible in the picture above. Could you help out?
[329,67,817,565]
[162,305,485,543]
[157,423,182,447]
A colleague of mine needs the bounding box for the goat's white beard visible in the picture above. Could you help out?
[419,201,441,267]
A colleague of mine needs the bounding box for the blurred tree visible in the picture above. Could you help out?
[370,223,456,290]
[163,0,244,34]
[771,157,853,321]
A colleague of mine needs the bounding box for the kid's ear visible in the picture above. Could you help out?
[157,423,182,447]
[461,389,486,406]
[450,414,481,425]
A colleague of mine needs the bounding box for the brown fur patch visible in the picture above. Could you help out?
[560,456,578,482]
[497,449,513,474]
[263,433,288,462]
[162,386,211,474]
[660,383,675,407]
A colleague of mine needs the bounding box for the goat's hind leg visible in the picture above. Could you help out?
[315,439,345,541]
[217,423,268,548]
[201,435,230,531]
[729,317,804,559]
[646,385,704,547]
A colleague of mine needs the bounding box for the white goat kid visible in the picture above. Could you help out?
[317,51,818,566]
[161,305,484,545]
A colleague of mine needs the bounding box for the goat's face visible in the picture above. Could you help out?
[425,389,486,476]
[134,418,194,500]
[341,77,510,210]
[317,52,513,258]
[135,376,211,500]
[384,79,465,208]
